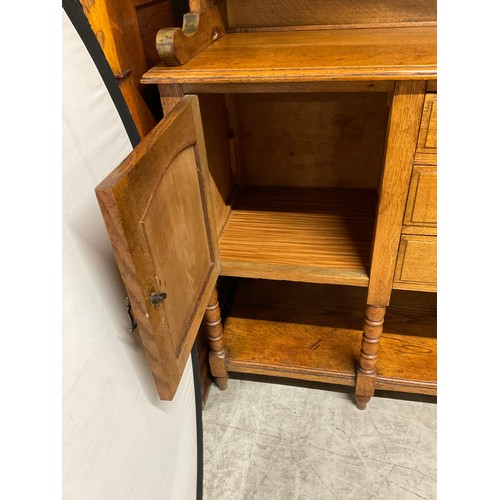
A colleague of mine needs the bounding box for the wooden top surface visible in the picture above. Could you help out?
[142,27,437,84]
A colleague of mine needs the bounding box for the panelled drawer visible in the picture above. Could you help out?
[403,164,437,227]
[403,92,437,232]
[393,235,436,292]
[417,93,437,153]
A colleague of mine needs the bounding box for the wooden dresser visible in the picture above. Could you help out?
[95,0,437,409]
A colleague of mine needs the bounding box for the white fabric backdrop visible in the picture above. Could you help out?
[62,10,197,499]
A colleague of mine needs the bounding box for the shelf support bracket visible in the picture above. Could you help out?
[156,2,226,66]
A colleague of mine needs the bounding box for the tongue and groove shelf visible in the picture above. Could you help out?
[218,187,377,285]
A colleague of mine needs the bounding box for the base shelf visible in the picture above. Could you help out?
[223,280,436,395]
[219,187,377,285]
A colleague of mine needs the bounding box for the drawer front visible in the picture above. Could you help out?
[404,164,437,227]
[417,93,437,152]
[393,235,436,291]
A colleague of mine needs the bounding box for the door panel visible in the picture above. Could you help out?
[96,95,220,400]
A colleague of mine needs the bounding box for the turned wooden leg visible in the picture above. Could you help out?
[204,287,229,390]
[355,305,386,410]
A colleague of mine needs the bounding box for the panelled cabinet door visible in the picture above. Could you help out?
[96,96,220,400]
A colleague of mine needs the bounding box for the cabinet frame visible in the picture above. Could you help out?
[97,23,437,409]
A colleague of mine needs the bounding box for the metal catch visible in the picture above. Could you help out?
[125,296,137,332]
[150,292,167,308]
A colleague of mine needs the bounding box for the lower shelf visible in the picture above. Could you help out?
[223,280,436,395]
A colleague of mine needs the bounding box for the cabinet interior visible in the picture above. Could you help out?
[196,89,436,394]
[198,91,390,285]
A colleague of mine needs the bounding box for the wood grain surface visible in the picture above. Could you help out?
[198,94,235,237]
[367,80,427,306]
[404,164,437,227]
[181,81,395,94]
[225,0,436,29]
[224,280,436,393]
[236,93,390,189]
[95,96,220,400]
[219,187,377,285]
[80,0,157,137]
[156,4,226,65]
[135,0,186,68]
[417,93,437,152]
[142,27,437,84]
[393,235,437,291]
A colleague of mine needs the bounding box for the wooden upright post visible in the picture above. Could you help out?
[355,80,427,409]
[204,287,229,390]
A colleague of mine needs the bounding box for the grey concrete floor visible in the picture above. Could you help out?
[202,376,436,500]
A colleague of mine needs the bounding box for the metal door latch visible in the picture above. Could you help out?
[150,292,167,308]
[125,296,137,332]
[125,292,167,332]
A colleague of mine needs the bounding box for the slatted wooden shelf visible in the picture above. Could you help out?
[223,280,437,395]
[219,187,377,285]
[142,27,437,85]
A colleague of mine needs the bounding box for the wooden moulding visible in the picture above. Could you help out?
[393,235,437,292]
[403,164,437,228]
[181,81,395,94]
[417,93,437,152]
[156,4,226,66]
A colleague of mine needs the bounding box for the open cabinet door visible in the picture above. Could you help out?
[96,95,220,400]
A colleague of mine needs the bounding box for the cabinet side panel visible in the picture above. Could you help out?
[198,94,235,237]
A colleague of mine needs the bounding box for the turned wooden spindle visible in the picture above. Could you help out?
[204,288,229,390]
[355,305,386,410]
